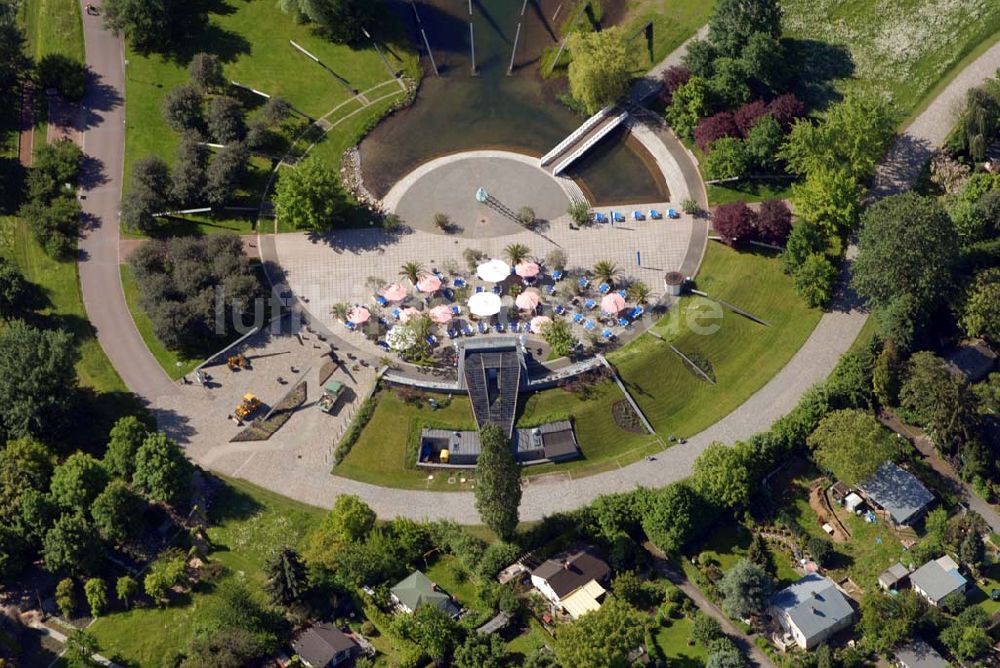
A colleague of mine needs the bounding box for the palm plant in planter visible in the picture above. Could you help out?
[593,260,622,286]
[503,243,531,265]
[399,261,425,286]
[331,302,350,321]
[626,281,652,305]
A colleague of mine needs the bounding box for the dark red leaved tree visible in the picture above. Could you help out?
[694,111,739,153]
[756,199,792,244]
[659,65,692,106]
[713,202,756,247]
[768,93,806,129]
[733,100,769,138]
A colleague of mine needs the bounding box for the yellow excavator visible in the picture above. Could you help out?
[235,393,261,420]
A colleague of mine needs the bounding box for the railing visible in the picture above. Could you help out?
[551,109,629,175]
[539,105,615,166]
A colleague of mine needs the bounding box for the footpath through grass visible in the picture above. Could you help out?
[89,478,325,666]
[622,0,715,72]
[608,242,822,440]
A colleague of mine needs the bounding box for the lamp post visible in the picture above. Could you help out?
[362,27,397,79]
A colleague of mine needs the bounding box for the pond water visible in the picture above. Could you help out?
[360,0,667,205]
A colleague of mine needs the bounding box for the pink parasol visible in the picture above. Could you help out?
[428,305,453,324]
[515,290,541,311]
[381,283,408,302]
[530,315,552,333]
[347,306,371,325]
[416,275,442,293]
[398,307,421,323]
[600,293,626,314]
[515,261,540,278]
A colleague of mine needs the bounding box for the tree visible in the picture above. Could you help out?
[0,257,31,320]
[91,480,144,542]
[0,2,30,95]
[189,52,225,92]
[474,424,521,541]
[16,489,58,547]
[503,243,531,265]
[872,339,903,407]
[782,220,828,274]
[56,577,77,618]
[397,604,461,659]
[794,253,837,308]
[695,111,739,153]
[555,598,647,668]
[659,65,692,106]
[162,83,203,132]
[103,415,149,480]
[566,27,632,113]
[205,143,249,206]
[207,96,246,144]
[960,531,985,570]
[0,321,78,440]
[718,559,773,620]
[133,432,193,506]
[740,32,786,93]
[941,606,991,661]
[132,155,171,211]
[593,260,622,286]
[708,0,782,58]
[755,199,791,244]
[102,0,169,50]
[453,633,508,668]
[36,53,86,100]
[666,77,709,139]
[704,138,750,181]
[279,0,378,45]
[746,533,775,575]
[791,167,862,235]
[0,524,27,580]
[116,575,139,609]
[120,188,159,234]
[397,261,425,286]
[806,536,833,567]
[807,409,904,485]
[65,628,100,667]
[626,281,652,305]
[706,647,748,668]
[84,578,108,617]
[768,93,805,129]
[273,155,348,232]
[959,268,1000,344]
[567,199,591,225]
[692,612,724,645]
[899,352,978,453]
[0,438,54,520]
[171,134,208,206]
[542,318,578,358]
[744,115,784,173]
[309,494,376,562]
[43,513,101,575]
[642,483,712,554]
[263,546,308,607]
[707,57,751,109]
[50,452,108,509]
[692,443,752,510]
[18,195,83,259]
[713,202,755,247]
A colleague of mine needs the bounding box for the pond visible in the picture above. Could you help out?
[360,0,667,205]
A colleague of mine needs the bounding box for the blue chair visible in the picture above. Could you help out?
[447,329,458,339]
[451,305,461,316]
[478,321,488,334]
[584,299,596,310]
[494,322,505,333]
[578,277,590,289]
[345,321,356,331]
[584,320,597,331]
[492,286,502,295]
[618,317,630,327]
[618,289,627,298]
[464,324,475,336]
[649,209,662,220]
[602,328,614,339]
[545,285,556,295]
[377,339,389,350]
[611,211,625,223]
[632,210,644,221]
[598,283,611,294]
[554,304,566,315]
[374,295,388,306]
[454,277,467,288]
[572,313,584,324]
[552,269,564,281]
[594,212,608,224]
[443,288,455,301]
[631,306,645,319]
[475,286,484,293]
[392,308,402,319]
[668,208,680,219]
[425,335,438,346]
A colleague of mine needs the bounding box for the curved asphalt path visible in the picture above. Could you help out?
[77,1,176,402]
[76,10,1000,518]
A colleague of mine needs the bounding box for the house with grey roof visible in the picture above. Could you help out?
[878,563,912,591]
[390,571,461,617]
[291,624,360,668]
[910,555,967,606]
[769,574,856,650]
[944,339,997,384]
[858,462,935,527]
[895,638,949,668]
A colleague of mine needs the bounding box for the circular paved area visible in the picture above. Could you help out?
[385,151,578,238]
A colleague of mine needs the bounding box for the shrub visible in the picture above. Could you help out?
[755,199,792,244]
[659,65,692,106]
[162,83,203,133]
[733,99,768,137]
[806,536,833,567]
[188,52,225,92]
[767,93,805,129]
[704,138,750,180]
[475,542,522,580]
[695,111,739,153]
[333,395,378,465]
[794,254,837,308]
[567,200,591,225]
[207,96,246,144]
[713,202,755,247]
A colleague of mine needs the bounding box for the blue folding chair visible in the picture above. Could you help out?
[618,317,630,327]
[618,289,627,298]
[494,322,505,333]
[649,209,662,220]
[632,210,644,221]
[492,286,502,295]
[443,288,455,301]
[578,277,590,289]
[611,211,625,223]
[475,286,484,293]
[478,321,488,334]
[374,295,388,306]
[572,313,584,324]
[451,305,461,315]
[552,269,564,281]
[392,308,402,319]
[598,283,611,294]
[584,320,597,331]
[447,329,458,339]
[668,208,680,219]
[545,285,556,295]
[377,339,389,350]
[345,321,356,331]
[631,306,645,319]
[425,335,438,346]
[554,304,566,316]
[594,212,608,224]
[584,299,596,310]
[602,329,614,339]
[454,277,467,288]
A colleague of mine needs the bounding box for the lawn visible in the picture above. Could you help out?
[622,0,716,72]
[121,0,419,232]
[655,616,707,668]
[20,0,84,63]
[781,0,1000,117]
[424,554,489,614]
[608,242,822,440]
[119,264,200,380]
[707,178,796,206]
[686,524,801,588]
[89,477,325,666]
